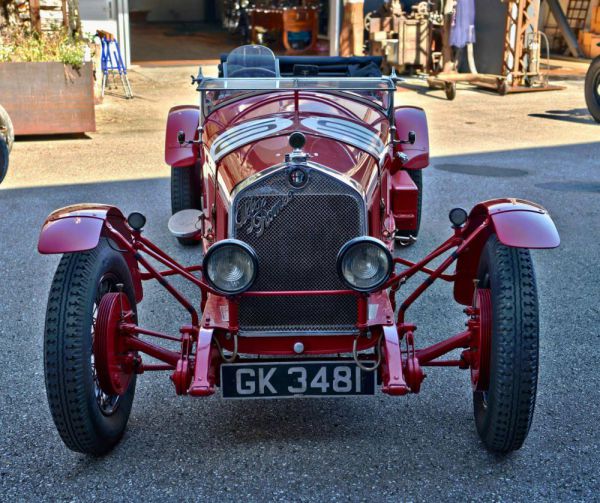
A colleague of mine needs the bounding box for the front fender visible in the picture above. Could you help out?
[38,204,130,254]
[165,105,200,167]
[393,106,429,171]
[471,198,560,249]
[38,204,143,302]
[454,198,559,305]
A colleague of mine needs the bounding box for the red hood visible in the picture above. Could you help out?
[203,92,390,196]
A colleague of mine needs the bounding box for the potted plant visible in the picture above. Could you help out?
[0,25,96,135]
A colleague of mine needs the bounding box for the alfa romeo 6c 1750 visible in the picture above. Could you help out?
[38,46,559,456]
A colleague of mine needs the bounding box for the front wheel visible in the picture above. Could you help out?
[44,239,137,455]
[585,56,600,123]
[472,234,539,453]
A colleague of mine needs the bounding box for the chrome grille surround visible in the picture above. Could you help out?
[230,162,367,336]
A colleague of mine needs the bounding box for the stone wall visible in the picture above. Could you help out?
[1,0,79,33]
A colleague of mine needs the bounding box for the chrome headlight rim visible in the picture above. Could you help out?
[336,236,393,293]
[202,239,258,295]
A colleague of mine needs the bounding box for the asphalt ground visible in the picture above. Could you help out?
[1,67,599,501]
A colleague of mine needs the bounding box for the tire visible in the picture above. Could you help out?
[585,56,600,123]
[171,166,202,246]
[473,234,539,453]
[445,82,457,101]
[497,80,509,97]
[395,169,423,242]
[0,136,7,185]
[0,104,14,152]
[44,239,137,455]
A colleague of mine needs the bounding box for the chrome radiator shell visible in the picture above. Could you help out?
[230,163,367,336]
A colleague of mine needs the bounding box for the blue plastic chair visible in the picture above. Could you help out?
[98,31,133,99]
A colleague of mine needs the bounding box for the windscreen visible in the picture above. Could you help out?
[225,45,278,78]
[203,46,394,114]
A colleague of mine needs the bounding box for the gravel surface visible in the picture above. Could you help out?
[1,66,599,502]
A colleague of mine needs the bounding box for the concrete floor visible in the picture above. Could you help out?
[129,23,330,65]
[1,67,599,500]
[130,22,240,64]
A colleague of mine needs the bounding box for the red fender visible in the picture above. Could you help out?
[165,105,201,168]
[392,106,429,171]
[38,204,143,302]
[454,198,559,305]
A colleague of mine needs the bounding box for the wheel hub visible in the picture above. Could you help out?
[468,288,492,392]
[94,292,135,396]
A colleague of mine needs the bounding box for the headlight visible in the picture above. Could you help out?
[337,237,393,293]
[203,240,258,295]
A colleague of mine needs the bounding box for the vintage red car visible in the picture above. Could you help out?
[39,46,559,456]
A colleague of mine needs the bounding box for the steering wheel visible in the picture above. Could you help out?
[228,67,277,78]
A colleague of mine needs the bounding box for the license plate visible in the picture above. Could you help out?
[220,361,375,399]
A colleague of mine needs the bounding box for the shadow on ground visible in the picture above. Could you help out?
[1,140,599,500]
[528,108,597,125]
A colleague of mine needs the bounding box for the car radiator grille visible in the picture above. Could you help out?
[232,166,366,335]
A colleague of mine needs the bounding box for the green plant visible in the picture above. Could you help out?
[0,28,87,68]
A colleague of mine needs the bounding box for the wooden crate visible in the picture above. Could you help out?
[389,19,429,67]
[0,62,96,135]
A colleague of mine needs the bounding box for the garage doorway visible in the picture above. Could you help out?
[128,0,239,64]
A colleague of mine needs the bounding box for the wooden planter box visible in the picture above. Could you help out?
[0,62,95,135]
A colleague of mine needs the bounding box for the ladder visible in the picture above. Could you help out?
[97,30,133,99]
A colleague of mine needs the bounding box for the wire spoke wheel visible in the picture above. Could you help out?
[472,234,539,453]
[469,287,492,393]
[44,239,137,455]
[91,274,122,416]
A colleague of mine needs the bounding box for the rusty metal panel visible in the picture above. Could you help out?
[0,62,96,135]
